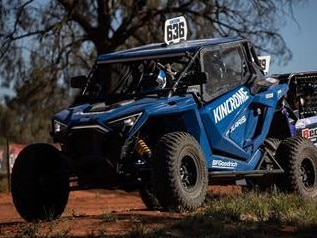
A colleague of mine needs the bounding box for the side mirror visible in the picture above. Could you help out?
[182,72,208,86]
[195,72,209,84]
[71,75,88,89]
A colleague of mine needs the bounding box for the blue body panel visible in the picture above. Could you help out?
[54,82,288,172]
[54,95,213,166]
[200,83,288,171]
[52,35,292,177]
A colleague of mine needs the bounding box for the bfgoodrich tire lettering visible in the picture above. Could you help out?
[153,131,208,211]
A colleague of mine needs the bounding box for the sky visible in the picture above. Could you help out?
[270,0,317,74]
[0,1,316,100]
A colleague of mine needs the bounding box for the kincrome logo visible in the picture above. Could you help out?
[212,160,238,169]
[213,87,249,124]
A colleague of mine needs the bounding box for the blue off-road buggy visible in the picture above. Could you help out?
[11,17,317,221]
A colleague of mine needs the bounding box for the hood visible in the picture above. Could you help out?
[53,95,197,129]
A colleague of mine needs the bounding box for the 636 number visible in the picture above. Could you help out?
[166,22,185,42]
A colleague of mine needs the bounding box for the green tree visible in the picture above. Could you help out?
[6,60,69,143]
[0,0,307,143]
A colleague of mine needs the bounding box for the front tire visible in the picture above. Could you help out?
[276,137,317,200]
[153,132,208,211]
[11,143,69,221]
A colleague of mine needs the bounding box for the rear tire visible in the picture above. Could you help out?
[276,137,317,200]
[139,186,161,210]
[153,132,208,211]
[11,143,69,221]
[249,138,281,192]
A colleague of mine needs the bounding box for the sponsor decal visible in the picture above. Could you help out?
[302,127,317,140]
[212,159,238,169]
[213,88,249,124]
[265,93,274,99]
[227,115,246,135]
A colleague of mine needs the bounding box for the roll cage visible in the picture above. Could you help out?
[73,38,265,106]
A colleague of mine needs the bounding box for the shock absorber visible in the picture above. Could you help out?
[135,139,152,159]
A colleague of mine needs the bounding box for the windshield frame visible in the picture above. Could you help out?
[81,53,198,100]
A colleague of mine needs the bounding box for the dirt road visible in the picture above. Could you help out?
[0,189,186,237]
[0,186,303,237]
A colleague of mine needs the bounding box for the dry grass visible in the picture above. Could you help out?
[0,176,9,192]
[6,187,317,237]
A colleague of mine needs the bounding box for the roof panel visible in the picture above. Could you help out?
[97,37,242,63]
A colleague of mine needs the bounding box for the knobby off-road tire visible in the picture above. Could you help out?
[139,186,161,210]
[153,131,208,211]
[276,136,317,200]
[11,143,69,221]
[249,138,281,192]
[264,138,281,155]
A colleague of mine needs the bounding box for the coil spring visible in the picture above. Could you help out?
[135,139,152,159]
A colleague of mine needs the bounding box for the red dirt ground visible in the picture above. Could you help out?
[0,186,301,237]
[0,186,245,237]
[0,189,186,237]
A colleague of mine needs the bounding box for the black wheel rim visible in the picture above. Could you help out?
[179,155,198,191]
[300,157,316,191]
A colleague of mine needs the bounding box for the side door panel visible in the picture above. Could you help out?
[200,86,255,160]
[200,84,287,162]
[199,42,277,162]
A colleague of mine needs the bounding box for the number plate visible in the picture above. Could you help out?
[164,16,188,45]
[258,55,271,74]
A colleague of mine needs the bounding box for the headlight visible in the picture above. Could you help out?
[107,113,142,134]
[53,120,68,134]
